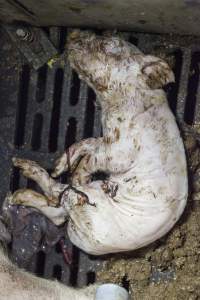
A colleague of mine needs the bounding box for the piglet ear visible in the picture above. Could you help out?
[141,55,175,89]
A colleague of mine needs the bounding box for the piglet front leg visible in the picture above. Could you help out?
[52,137,103,179]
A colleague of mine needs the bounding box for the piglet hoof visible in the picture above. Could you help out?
[12,157,31,168]
[12,158,40,178]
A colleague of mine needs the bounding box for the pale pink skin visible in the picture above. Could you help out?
[0,220,97,300]
[7,31,188,255]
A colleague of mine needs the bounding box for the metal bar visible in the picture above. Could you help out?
[176,48,192,122]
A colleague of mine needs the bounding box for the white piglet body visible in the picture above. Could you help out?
[61,31,188,254]
[66,96,187,255]
[9,31,188,256]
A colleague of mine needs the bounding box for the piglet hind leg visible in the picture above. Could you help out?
[12,158,65,206]
[6,189,67,226]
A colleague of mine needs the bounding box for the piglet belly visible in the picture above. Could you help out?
[66,183,186,255]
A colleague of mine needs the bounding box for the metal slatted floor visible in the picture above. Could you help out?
[0,26,200,287]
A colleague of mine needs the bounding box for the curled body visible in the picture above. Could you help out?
[8,31,188,255]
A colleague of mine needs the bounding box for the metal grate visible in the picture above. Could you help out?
[1,26,200,288]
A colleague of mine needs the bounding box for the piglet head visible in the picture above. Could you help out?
[67,30,174,102]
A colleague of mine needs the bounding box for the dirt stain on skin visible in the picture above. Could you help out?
[103,136,112,144]
[107,156,112,161]
[97,130,200,299]
[114,127,120,141]
[117,117,123,122]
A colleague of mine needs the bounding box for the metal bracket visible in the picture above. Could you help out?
[3,24,58,70]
